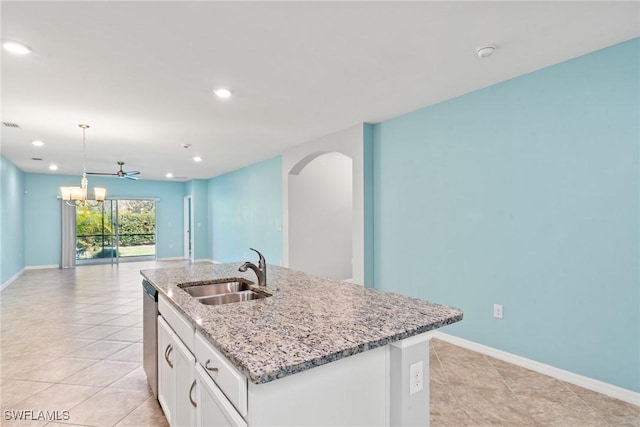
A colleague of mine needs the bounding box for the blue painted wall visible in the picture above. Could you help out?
[1,155,25,284]
[209,156,283,265]
[372,38,639,392]
[185,179,210,260]
[24,173,186,266]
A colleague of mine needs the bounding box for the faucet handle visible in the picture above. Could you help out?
[249,248,265,268]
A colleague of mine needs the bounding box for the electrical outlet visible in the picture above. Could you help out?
[409,361,423,395]
[493,304,503,319]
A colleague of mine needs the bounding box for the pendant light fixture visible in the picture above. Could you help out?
[60,124,106,206]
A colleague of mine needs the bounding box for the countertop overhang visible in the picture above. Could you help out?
[141,263,463,384]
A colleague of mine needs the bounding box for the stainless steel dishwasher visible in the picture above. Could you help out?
[142,279,158,399]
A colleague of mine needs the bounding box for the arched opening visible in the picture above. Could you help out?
[288,152,353,280]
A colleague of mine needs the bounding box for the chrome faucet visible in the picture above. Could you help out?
[239,248,267,287]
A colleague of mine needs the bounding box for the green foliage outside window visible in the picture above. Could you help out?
[117,212,155,245]
[76,200,156,259]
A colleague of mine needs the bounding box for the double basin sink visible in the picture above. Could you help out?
[178,278,270,306]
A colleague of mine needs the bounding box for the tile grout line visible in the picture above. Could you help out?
[429,341,475,424]
[482,352,542,426]
[559,380,615,427]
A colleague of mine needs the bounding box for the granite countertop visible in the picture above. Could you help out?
[141,263,463,385]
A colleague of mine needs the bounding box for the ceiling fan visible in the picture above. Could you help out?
[87,161,140,180]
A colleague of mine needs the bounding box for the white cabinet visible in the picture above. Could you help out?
[194,332,247,417]
[195,364,247,427]
[159,295,243,427]
[158,316,175,424]
[158,316,196,427]
[173,334,196,427]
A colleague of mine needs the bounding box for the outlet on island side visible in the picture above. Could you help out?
[409,361,423,395]
[493,304,503,319]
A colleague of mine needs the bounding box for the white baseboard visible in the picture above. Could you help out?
[0,268,25,291]
[211,260,223,264]
[155,257,215,264]
[433,332,640,407]
[193,258,216,264]
[25,264,59,270]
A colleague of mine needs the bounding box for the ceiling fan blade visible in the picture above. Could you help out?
[88,163,141,180]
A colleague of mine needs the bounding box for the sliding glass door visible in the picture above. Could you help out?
[76,199,156,264]
[75,201,115,263]
[117,200,156,260]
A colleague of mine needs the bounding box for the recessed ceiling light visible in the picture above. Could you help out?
[32,140,44,147]
[2,40,32,55]
[193,156,202,162]
[49,164,58,171]
[166,173,173,178]
[213,88,232,99]
[476,46,496,58]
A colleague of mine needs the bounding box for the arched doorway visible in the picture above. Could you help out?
[288,152,353,280]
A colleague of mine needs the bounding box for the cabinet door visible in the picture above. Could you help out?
[195,364,247,427]
[173,334,196,427]
[158,316,175,425]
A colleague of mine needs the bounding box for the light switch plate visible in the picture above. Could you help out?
[493,304,503,319]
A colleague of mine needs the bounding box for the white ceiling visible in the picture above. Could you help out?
[2,1,638,181]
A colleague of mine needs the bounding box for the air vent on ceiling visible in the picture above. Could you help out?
[31,157,43,161]
[3,122,20,128]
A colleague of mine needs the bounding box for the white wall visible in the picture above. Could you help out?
[289,153,353,280]
[282,124,364,284]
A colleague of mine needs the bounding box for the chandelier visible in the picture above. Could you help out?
[60,124,106,207]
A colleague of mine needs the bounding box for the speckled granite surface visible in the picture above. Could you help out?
[141,263,463,384]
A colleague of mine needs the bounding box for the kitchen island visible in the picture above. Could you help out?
[141,263,463,426]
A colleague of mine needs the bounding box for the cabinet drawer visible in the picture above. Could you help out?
[159,295,194,352]
[195,331,247,417]
[196,364,247,427]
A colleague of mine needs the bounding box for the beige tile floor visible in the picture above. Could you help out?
[1,261,638,426]
[430,339,639,426]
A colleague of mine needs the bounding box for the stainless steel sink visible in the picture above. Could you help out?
[179,279,252,298]
[198,290,267,306]
[178,278,270,306]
